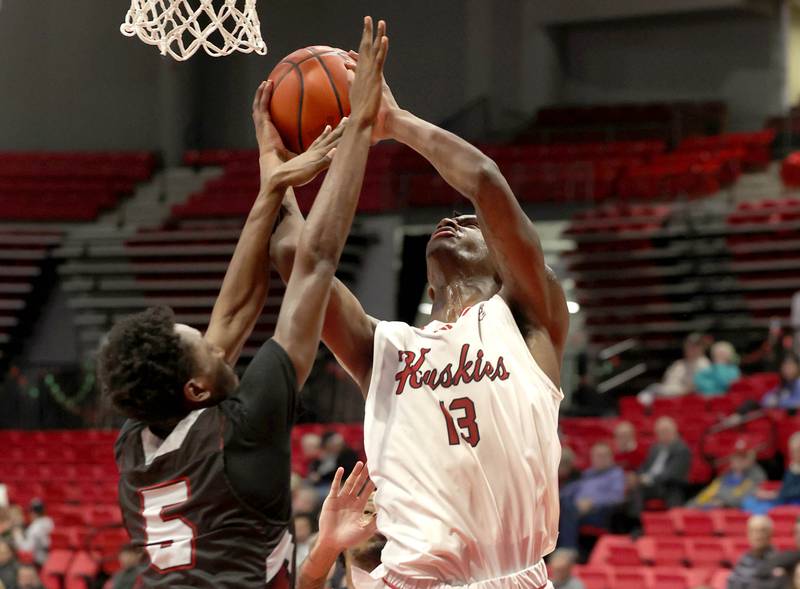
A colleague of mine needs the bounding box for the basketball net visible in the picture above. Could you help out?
[120,0,267,61]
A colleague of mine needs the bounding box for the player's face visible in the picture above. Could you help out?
[425,215,495,280]
[175,324,239,402]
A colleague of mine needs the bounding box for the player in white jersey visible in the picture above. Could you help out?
[263,43,569,589]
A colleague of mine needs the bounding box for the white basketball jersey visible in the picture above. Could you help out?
[365,294,563,584]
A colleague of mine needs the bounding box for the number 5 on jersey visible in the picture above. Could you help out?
[440,397,480,447]
[139,479,196,571]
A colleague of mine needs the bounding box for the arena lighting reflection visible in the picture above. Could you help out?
[567,301,580,314]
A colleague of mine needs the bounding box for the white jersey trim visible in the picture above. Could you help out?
[141,408,206,466]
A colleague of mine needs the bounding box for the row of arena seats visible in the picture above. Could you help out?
[0,424,364,587]
[179,132,771,217]
[0,152,155,221]
[582,506,800,589]
[562,374,781,475]
[563,196,799,376]
[521,101,728,145]
[56,221,371,365]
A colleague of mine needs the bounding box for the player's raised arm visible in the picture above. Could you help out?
[204,81,344,366]
[272,17,388,388]
[362,74,568,360]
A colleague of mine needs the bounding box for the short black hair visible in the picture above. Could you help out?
[98,306,194,426]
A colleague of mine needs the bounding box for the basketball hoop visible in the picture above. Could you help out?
[121,0,267,61]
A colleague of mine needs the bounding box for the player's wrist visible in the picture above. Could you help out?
[309,535,343,565]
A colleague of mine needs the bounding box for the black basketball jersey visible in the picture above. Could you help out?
[116,406,293,588]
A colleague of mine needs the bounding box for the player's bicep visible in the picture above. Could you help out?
[321,280,377,393]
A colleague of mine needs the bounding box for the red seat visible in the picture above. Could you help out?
[638,537,686,566]
[40,549,75,589]
[713,509,749,536]
[612,568,653,589]
[642,511,676,537]
[65,551,99,589]
[573,565,611,589]
[673,508,716,536]
[652,567,691,589]
[686,537,728,568]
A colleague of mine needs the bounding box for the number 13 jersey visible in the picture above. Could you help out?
[365,294,563,584]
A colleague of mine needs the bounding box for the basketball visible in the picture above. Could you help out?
[268,46,353,154]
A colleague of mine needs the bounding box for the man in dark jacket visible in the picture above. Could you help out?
[728,515,779,589]
[635,416,692,507]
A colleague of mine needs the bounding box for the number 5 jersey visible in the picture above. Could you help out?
[364,294,563,584]
[115,340,298,589]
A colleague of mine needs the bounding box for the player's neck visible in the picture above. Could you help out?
[430,277,497,323]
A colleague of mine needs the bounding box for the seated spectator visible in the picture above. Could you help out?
[549,549,586,589]
[0,539,17,589]
[308,432,359,490]
[300,433,322,473]
[644,333,710,398]
[613,421,647,472]
[16,564,44,589]
[293,484,322,518]
[762,354,800,409]
[694,341,741,396]
[727,515,777,589]
[635,416,692,507]
[745,432,800,514]
[106,545,144,589]
[294,513,316,565]
[690,439,766,509]
[0,509,13,544]
[559,447,582,489]
[760,516,800,584]
[558,442,625,549]
[11,499,53,566]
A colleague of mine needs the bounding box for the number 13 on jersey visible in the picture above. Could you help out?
[439,397,480,447]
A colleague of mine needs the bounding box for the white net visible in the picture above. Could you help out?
[121,0,267,61]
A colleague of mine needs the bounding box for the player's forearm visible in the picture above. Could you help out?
[386,109,499,202]
[297,540,340,589]
[206,185,283,363]
[295,120,372,274]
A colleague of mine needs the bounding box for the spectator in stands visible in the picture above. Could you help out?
[0,539,18,589]
[11,499,52,567]
[293,484,322,517]
[727,515,777,589]
[557,442,625,549]
[690,439,766,509]
[0,509,13,544]
[742,318,792,373]
[694,341,741,396]
[635,416,691,507]
[760,516,800,585]
[294,513,316,565]
[308,432,359,491]
[761,354,800,409]
[613,421,647,472]
[745,432,800,514]
[650,333,710,397]
[559,447,582,489]
[107,544,144,589]
[15,564,43,589]
[301,433,323,465]
[548,549,585,589]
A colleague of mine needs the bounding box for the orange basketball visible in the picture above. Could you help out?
[268,46,353,154]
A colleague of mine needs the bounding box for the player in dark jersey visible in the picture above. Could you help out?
[98,17,389,589]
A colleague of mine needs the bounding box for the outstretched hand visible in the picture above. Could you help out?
[271,119,346,189]
[348,17,389,129]
[316,462,378,554]
[345,50,398,144]
[252,80,291,163]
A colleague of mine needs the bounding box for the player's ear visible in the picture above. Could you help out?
[183,378,212,404]
[427,285,435,303]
